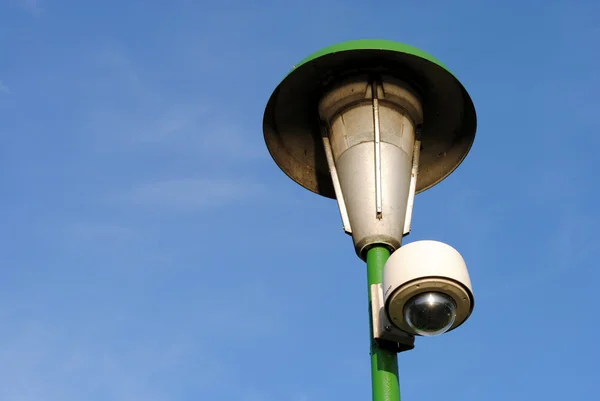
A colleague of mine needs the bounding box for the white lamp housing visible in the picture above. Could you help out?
[382,240,474,335]
[318,75,423,259]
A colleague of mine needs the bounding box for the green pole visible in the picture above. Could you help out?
[367,246,401,401]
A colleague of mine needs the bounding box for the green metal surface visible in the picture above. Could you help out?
[290,39,451,78]
[367,247,401,401]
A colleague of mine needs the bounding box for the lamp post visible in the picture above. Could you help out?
[262,39,477,401]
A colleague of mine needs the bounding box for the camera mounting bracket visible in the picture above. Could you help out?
[370,283,415,353]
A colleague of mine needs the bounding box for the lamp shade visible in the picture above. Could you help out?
[263,39,477,199]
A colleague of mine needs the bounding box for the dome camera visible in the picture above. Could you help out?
[382,240,474,336]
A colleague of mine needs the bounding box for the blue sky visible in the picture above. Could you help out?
[1,0,598,400]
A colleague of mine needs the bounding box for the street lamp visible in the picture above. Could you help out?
[262,39,477,401]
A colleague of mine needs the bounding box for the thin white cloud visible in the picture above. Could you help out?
[293,393,309,401]
[91,45,145,94]
[125,108,266,161]
[80,47,266,162]
[118,177,267,211]
[199,121,268,161]
[63,221,141,242]
[0,303,249,401]
[20,0,41,15]
[0,80,10,94]
[0,320,174,401]
[132,105,208,144]
[0,272,283,400]
[33,219,146,249]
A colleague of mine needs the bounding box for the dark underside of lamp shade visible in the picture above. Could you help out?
[263,40,477,199]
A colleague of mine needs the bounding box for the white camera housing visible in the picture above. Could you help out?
[383,240,474,335]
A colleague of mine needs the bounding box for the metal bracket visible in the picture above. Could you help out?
[371,80,383,220]
[370,283,415,353]
[321,126,352,235]
[403,139,421,236]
